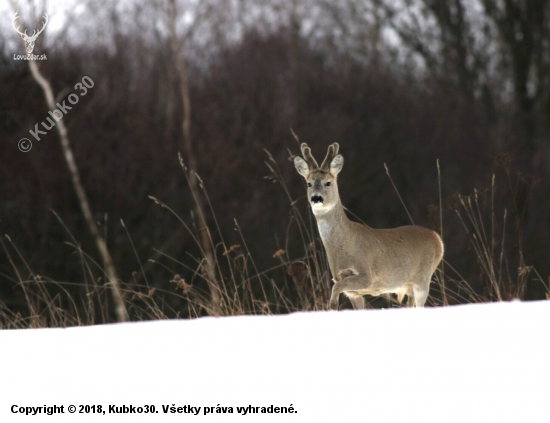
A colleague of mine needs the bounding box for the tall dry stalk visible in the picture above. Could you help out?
[437,159,447,305]
[167,0,220,314]
[9,3,128,322]
[452,164,542,302]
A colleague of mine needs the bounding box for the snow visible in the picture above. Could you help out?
[1,301,550,422]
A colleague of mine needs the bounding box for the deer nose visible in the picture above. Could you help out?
[311,195,324,204]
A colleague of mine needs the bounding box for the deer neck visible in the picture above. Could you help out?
[313,201,350,244]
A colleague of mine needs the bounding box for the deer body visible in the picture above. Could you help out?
[294,143,443,309]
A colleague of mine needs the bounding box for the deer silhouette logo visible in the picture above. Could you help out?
[12,12,48,55]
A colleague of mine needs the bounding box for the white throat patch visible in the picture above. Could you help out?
[317,219,332,241]
[311,203,335,216]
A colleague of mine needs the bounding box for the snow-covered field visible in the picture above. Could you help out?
[1,301,549,422]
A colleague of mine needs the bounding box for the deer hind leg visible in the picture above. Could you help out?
[407,293,416,307]
[412,282,430,307]
[397,285,413,306]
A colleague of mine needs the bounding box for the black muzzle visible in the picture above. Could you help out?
[311,195,324,205]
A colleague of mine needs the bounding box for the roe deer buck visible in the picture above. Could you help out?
[294,143,444,310]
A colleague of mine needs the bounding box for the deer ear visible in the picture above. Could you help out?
[330,154,344,176]
[294,156,310,177]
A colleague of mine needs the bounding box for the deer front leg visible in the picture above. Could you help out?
[329,286,340,310]
[329,269,368,310]
[348,295,366,310]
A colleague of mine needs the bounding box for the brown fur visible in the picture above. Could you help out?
[294,143,444,310]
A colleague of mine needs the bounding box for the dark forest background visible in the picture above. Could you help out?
[1,0,550,326]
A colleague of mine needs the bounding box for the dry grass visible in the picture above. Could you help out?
[449,158,546,302]
[0,152,547,329]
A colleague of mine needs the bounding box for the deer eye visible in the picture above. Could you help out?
[325,182,331,186]
[307,182,312,187]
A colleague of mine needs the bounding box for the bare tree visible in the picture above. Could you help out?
[378,0,550,164]
[481,0,550,165]
[320,0,386,65]
[9,1,128,322]
[378,1,490,99]
[167,0,221,315]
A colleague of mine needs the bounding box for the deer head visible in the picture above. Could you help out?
[294,143,344,215]
[13,12,48,54]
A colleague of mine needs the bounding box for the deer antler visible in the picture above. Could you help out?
[12,12,48,41]
[300,143,319,169]
[12,12,27,37]
[320,143,340,171]
[28,14,48,41]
